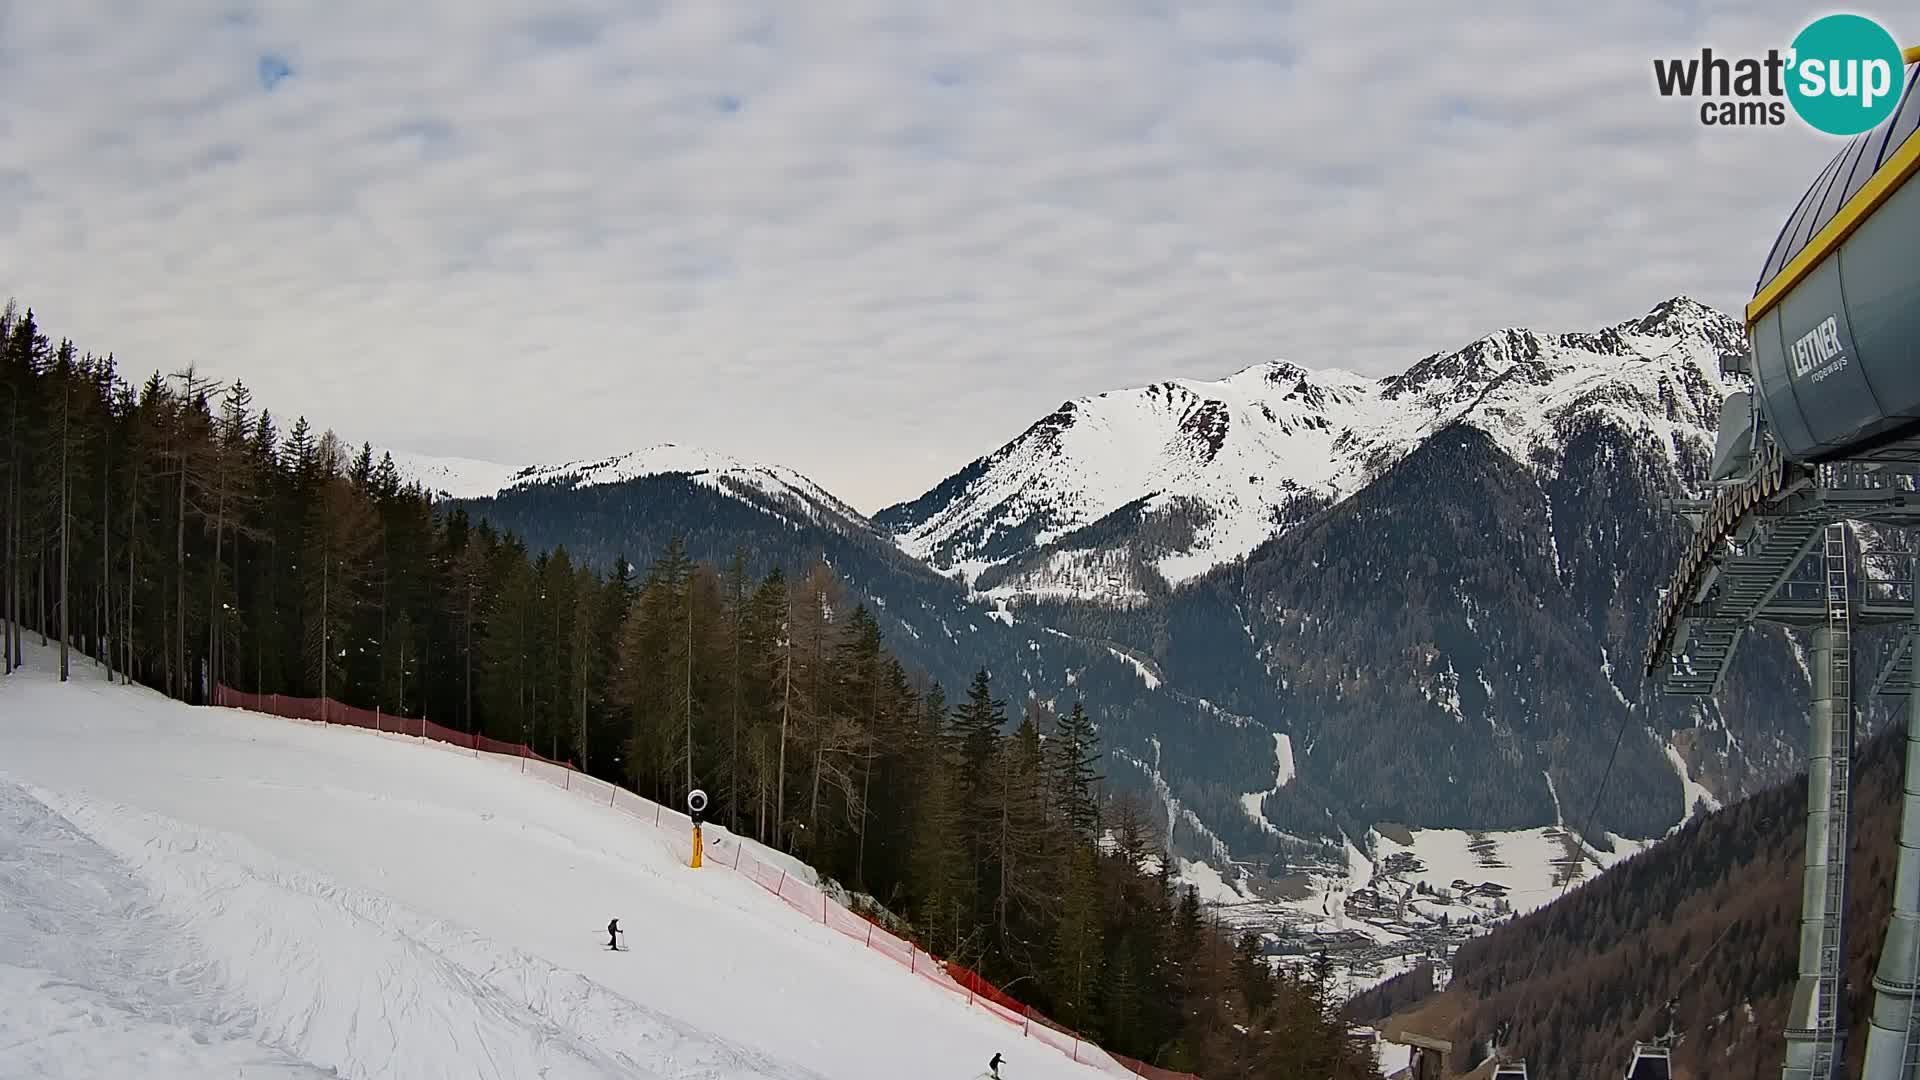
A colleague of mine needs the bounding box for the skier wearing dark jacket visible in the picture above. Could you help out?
[607,919,620,949]
[988,1052,1004,1078]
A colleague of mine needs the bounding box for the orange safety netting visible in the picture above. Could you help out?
[211,684,1201,1080]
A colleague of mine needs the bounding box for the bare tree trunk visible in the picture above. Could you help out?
[463,565,473,733]
[207,457,225,696]
[228,522,241,691]
[856,683,876,890]
[377,532,387,709]
[998,749,1011,942]
[161,573,170,695]
[125,458,137,686]
[58,380,69,681]
[9,442,16,671]
[175,433,187,701]
[575,609,589,771]
[730,579,742,832]
[12,446,20,669]
[522,622,530,748]
[3,414,13,676]
[685,580,693,801]
[257,537,270,695]
[810,745,823,838]
[319,551,328,706]
[776,590,792,847]
[101,421,111,680]
[11,432,20,671]
[552,593,561,762]
[2,461,9,678]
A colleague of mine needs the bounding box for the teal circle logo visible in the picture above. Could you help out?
[1786,15,1907,135]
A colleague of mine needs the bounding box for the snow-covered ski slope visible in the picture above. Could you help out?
[0,646,1118,1080]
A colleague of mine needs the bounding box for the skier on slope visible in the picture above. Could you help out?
[607,918,621,950]
[988,1052,1004,1078]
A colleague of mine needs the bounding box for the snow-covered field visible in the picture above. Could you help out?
[0,645,1112,1080]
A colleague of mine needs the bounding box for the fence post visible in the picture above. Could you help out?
[865,922,873,948]
[521,745,527,773]
[1071,1037,1079,1063]
[655,804,662,826]
[733,844,742,869]
[777,870,786,896]
[1023,1006,1031,1036]
[375,706,382,733]
[821,892,828,924]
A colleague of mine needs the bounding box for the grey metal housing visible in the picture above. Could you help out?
[1749,68,1920,462]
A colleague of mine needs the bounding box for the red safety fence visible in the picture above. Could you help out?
[210,684,1201,1080]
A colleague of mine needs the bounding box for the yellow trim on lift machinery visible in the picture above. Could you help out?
[1746,48,1920,328]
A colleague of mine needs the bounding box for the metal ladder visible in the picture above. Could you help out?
[1812,522,1855,1079]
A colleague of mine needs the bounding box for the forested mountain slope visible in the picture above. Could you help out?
[1420,722,1908,1080]
[422,447,1297,868]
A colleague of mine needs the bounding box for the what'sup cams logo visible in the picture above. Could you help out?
[1654,13,1909,134]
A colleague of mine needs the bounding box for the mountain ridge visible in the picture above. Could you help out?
[380,295,1789,887]
[388,295,1741,577]
[872,295,1745,605]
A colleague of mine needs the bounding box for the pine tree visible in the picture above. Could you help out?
[166,367,220,701]
[986,712,1057,966]
[746,567,788,842]
[722,547,751,831]
[1049,843,1105,1031]
[909,682,970,956]
[206,380,259,692]
[951,668,1005,931]
[1049,700,1102,840]
[301,435,377,706]
[482,543,536,742]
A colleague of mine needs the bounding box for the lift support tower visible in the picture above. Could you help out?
[1646,48,1920,1080]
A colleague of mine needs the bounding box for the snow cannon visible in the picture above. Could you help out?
[1722,50,1920,468]
[687,788,708,869]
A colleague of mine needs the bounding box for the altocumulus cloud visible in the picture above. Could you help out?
[0,1,1897,510]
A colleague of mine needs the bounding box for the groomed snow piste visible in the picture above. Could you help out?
[0,645,1116,1080]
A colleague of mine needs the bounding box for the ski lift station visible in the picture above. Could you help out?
[1646,45,1920,1080]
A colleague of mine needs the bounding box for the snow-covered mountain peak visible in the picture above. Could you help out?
[1223,359,1310,386]
[387,444,869,529]
[878,297,1745,601]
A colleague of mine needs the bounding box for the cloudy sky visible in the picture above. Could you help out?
[0,2,1905,510]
